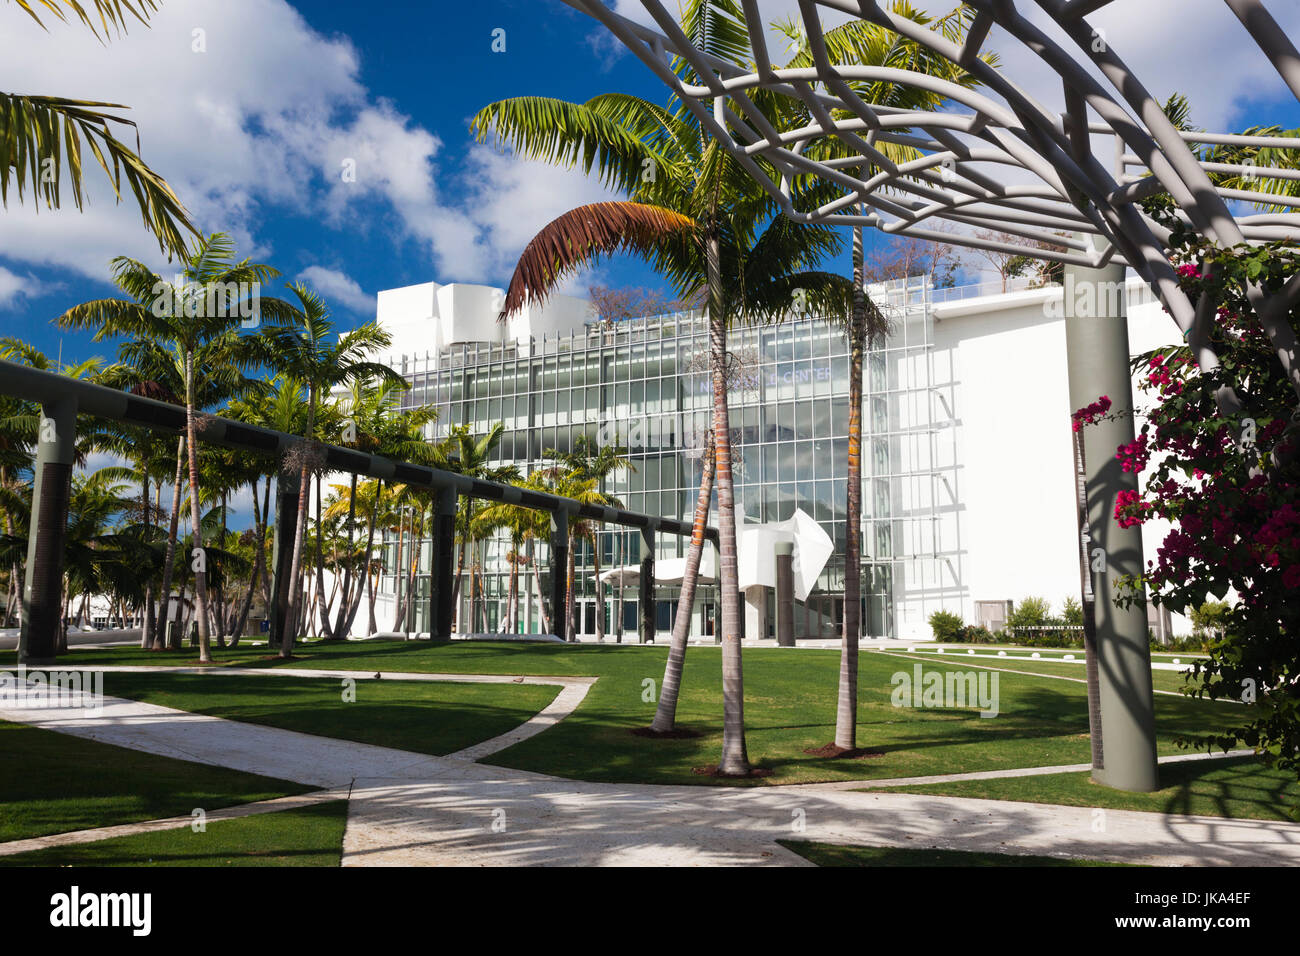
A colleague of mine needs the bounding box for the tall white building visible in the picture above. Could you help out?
[358,274,1187,640]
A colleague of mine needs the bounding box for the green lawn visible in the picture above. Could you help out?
[21,639,1243,788]
[778,840,1130,867]
[96,673,559,757]
[0,720,314,843]
[873,755,1299,822]
[0,801,348,867]
[875,649,1199,696]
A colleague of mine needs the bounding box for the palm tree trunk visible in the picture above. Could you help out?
[617,530,625,643]
[652,434,715,733]
[140,470,154,649]
[343,480,380,639]
[512,549,522,633]
[229,477,263,648]
[468,548,480,634]
[834,223,866,751]
[338,481,379,639]
[258,476,272,609]
[392,511,406,631]
[314,474,334,640]
[1,463,16,629]
[213,490,229,649]
[183,350,215,663]
[329,472,360,640]
[403,510,421,633]
[565,534,576,641]
[708,229,749,775]
[156,434,186,650]
[592,532,605,643]
[367,557,379,635]
[282,395,318,657]
[528,539,550,635]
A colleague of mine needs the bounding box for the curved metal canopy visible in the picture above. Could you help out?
[559,0,1300,402]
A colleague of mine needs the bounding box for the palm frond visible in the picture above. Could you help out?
[8,0,158,40]
[0,93,195,257]
[504,201,696,315]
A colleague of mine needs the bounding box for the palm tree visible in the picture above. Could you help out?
[254,285,404,655]
[323,377,439,639]
[61,467,138,644]
[778,4,993,752]
[542,435,631,642]
[57,233,283,662]
[226,375,312,639]
[650,432,714,732]
[472,472,553,636]
[321,476,403,636]
[1,1,194,257]
[474,0,852,772]
[442,423,519,633]
[533,466,617,641]
[98,337,253,649]
[87,408,172,647]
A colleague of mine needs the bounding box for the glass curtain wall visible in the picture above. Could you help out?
[373,282,962,639]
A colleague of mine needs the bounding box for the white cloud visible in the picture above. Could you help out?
[0,2,501,290]
[297,265,375,316]
[0,0,370,276]
[0,0,635,300]
[459,147,621,280]
[0,266,46,308]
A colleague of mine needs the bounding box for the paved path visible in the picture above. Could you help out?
[2,673,1296,867]
[788,749,1259,791]
[869,649,1209,699]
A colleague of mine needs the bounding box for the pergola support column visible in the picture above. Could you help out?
[775,541,795,647]
[428,486,457,642]
[638,526,655,644]
[268,466,300,651]
[550,510,569,641]
[1064,241,1159,793]
[18,397,76,665]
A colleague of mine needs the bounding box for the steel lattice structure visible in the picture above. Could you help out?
[560,0,1300,405]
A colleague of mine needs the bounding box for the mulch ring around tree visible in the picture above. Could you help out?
[802,743,886,760]
[630,726,703,740]
[691,764,774,778]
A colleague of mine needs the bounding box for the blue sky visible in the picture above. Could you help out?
[2,0,1299,367]
[0,0,676,362]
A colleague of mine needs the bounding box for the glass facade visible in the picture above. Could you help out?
[374,276,964,639]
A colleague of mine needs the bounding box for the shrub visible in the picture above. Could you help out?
[1189,601,1231,644]
[962,625,994,644]
[1107,236,1300,778]
[928,609,965,643]
[1007,596,1051,631]
[1061,596,1084,627]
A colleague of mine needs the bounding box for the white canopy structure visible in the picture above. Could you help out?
[599,546,717,588]
[599,508,833,599]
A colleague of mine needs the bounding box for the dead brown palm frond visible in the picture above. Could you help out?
[503,201,695,316]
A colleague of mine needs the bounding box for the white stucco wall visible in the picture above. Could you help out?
[929,278,1190,636]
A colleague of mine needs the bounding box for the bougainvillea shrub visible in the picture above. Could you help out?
[1098,234,1299,777]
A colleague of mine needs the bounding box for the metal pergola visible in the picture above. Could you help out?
[562,0,1300,406]
[1,358,717,664]
[560,0,1300,791]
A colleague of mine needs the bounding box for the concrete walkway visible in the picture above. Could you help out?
[788,749,1260,791]
[3,673,1298,867]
